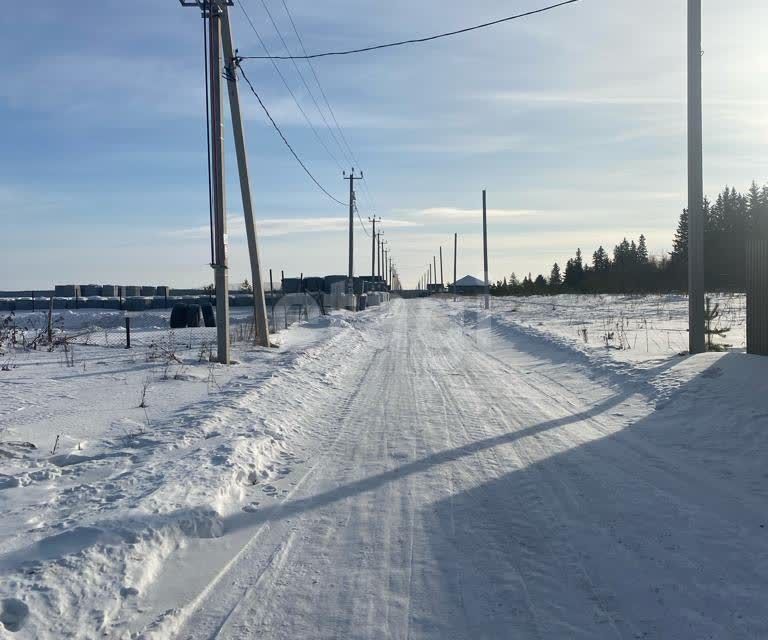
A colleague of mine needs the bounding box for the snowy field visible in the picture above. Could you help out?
[477,292,746,359]
[1,295,767,639]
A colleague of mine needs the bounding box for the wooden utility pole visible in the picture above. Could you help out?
[221,5,269,348]
[453,233,458,301]
[688,0,705,354]
[344,169,363,293]
[483,190,490,310]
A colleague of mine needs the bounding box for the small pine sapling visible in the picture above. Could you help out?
[704,297,731,352]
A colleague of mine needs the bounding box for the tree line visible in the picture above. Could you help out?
[491,180,768,296]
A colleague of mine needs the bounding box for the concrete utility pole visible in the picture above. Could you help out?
[221,5,269,348]
[453,233,458,301]
[369,216,380,282]
[482,190,490,310]
[203,1,230,363]
[688,0,705,354]
[377,232,384,281]
[380,239,387,285]
[344,169,363,293]
[439,246,444,288]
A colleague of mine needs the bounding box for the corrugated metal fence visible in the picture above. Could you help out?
[746,239,768,355]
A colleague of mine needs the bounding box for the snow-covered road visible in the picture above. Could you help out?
[172,298,768,640]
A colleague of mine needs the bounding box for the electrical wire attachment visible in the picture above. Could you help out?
[239,0,581,60]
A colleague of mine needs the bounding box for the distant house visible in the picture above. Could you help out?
[450,275,487,295]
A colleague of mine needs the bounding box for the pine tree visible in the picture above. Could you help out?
[563,250,585,289]
[240,279,252,292]
[671,209,688,264]
[592,246,610,272]
[704,297,731,352]
[549,263,562,289]
[637,234,649,263]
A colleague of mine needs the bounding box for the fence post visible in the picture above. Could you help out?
[125,316,131,349]
[47,296,54,344]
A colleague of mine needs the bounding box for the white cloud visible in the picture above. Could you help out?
[413,207,536,221]
[164,215,420,239]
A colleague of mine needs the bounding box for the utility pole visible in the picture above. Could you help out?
[181,0,231,363]
[344,169,364,293]
[688,0,705,354]
[433,256,437,291]
[453,233,457,301]
[483,189,490,310]
[439,246,444,288]
[221,5,269,348]
[380,240,388,287]
[369,216,380,282]
[377,232,384,282]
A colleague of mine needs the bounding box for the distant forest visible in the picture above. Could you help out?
[492,181,768,296]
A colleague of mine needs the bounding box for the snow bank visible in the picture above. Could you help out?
[0,307,385,638]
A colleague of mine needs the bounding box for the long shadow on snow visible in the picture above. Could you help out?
[6,348,768,638]
[220,390,632,536]
[412,351,768,640]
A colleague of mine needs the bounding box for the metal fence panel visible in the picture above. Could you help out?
[746,239,768,355]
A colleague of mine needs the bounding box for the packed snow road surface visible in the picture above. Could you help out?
[178,299,768,640]
[3,297,768,639]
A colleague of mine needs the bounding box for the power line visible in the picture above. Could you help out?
[256,0,352,168]
[235,0,345,171]
[276,0,381,218]
[237,64,347,207]
[278,0,358,168]
[353,200,370,237]
[240,0,581,60]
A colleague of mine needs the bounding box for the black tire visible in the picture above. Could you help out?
[170,303,188,329]
[186,304,203,328]
[201,303,216,327]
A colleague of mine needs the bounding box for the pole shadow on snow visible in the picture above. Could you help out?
[5,329,768,640]
[400,351,768,640]
[220,390,633,536]
[215,352,768,639]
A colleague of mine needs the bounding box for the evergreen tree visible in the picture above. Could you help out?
[564,249,585,289]
[637,234,649,263]
[592,246,610,272]
[671,209,688,264]
[549,263,562,289]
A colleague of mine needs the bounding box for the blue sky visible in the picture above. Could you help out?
[2,0,767,289]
